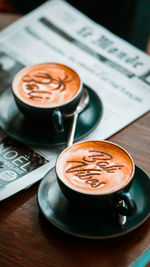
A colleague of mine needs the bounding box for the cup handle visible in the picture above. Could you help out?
[53,109,64,133]
[115,192,137,216]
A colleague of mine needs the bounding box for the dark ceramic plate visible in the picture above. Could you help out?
[0,85,103,147]
[38,165,150,239]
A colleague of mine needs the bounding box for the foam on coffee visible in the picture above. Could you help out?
[56,141,134,194]
[12,63,81,108]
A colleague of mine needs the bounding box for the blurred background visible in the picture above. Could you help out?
[0,0,150,53]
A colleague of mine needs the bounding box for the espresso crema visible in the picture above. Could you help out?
[57,141,134,194]
[12,63,81,108]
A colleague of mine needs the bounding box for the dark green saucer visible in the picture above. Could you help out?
[0,85,103,147]
[38,165,150,239]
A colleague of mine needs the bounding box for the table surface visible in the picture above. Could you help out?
[0,13,150,267]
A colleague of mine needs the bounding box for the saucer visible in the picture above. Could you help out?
[38,165,150,239]
[0,85,103,147]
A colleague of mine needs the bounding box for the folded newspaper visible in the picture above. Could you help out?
[0,0,150,200]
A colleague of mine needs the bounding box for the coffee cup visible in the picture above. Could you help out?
[12,62,82,132]
[56,140,137,216]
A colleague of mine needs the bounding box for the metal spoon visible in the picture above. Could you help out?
[66,89,89,147]
[117,200,127,227]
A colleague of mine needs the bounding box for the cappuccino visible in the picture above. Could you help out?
[56,141,134,194]
[12,63,81,108]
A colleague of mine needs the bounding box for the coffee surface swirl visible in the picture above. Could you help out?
[57,141,134,194]
[12,63,81,108]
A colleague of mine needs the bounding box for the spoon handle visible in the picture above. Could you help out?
[66,112,78,147]
[117,200,127,227]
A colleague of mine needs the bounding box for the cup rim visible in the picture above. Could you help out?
[12,62,83,109]
[56,140,135,196]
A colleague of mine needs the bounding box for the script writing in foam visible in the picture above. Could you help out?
[66,150,124,188]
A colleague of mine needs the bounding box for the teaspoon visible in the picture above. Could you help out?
[66,89,89,147]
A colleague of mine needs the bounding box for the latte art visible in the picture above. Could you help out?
[57,141,134,194]
[12,63,81,108]
[66,150,124,189]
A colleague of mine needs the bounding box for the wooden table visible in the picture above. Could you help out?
[0,14,150,267]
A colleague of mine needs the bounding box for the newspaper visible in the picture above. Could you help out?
[0,136,52,200]
[0,0,150,199]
